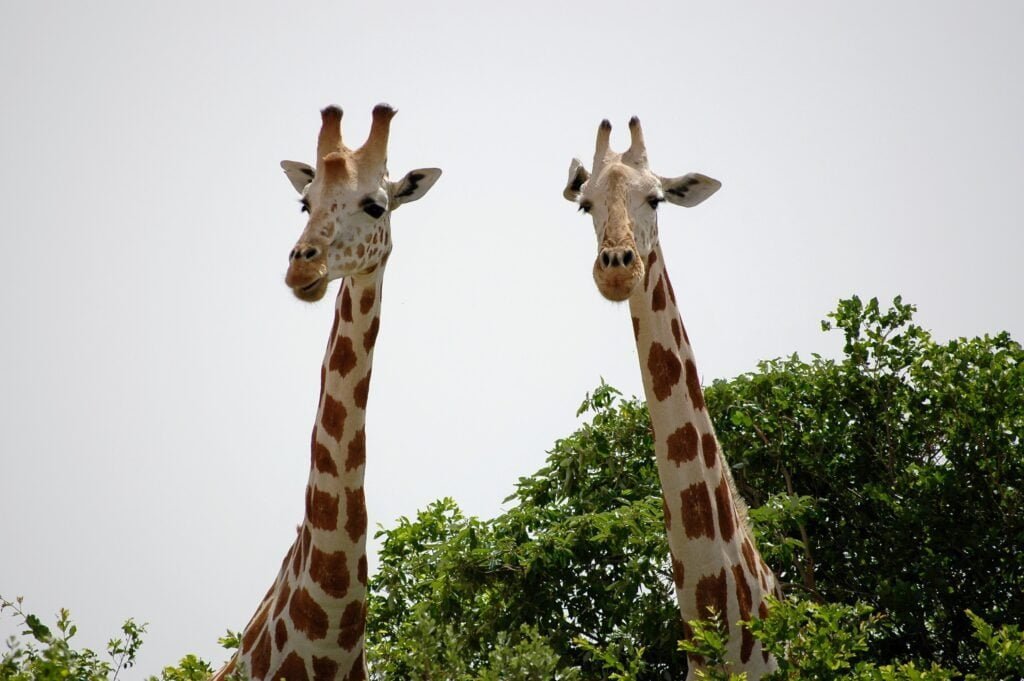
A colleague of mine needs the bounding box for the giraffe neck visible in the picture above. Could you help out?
[628,244,778,678]
[229,270,384,681]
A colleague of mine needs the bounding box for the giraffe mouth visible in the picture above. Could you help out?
[292,276,329,302]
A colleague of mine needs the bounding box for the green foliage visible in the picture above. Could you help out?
[963,610,1024,681]
[0,596,243,681]
[711,295,1024,667]
[150,654,214,681]
[367,380,687,679]
[678,610,748,681]
[367,296,1024,678]
[0,595,144,681]
[738,596,1022,680]
[749,597,878,678]
[573,635,646,681]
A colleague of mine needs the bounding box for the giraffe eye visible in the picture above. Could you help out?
[578,201,592,214]
[648,196,664,210]
[300,198,310,213]
[362,202,386,220]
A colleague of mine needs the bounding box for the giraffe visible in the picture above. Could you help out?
[212,104,441,681]
[562,117,780,679]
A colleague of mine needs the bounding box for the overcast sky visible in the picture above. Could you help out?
[2,1,1022,675]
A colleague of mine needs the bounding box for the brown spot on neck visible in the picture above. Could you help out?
[346,428,366,471]
[329,335,357,377]
[271,651,310,681]
[733,563,755,663]
[330,307,341,340]
[321,394,347,441]
[313,656,339,681]
[741,626,755,664]
[363,317,380,352]
[343,650,367,681]
[289,588,329,641]
[354,372,371,410]
[701,433,718,468]
[359,288,376,315]
[664,267,677,306]
[292,535,303,576]
[666,423,699,465]
[672,556,685,588]
[652,275,667,311]
[733,563,753,620]
[741,537,758,576]
[647,342,682,401]
[311,427,338,476]
[337,601,365,651]
[695,567,728,620]
[714,475,737,543]
[684,359,706,410]
[344,487,367,542]
[644,250,658,291]
[671,318,682,347]
[357,555,368,586]
[680,482,716,539]
[273,581,291,618]
[274,619,288,651]
[339,284,353,322]
[311,655,339,679]
[310,547,351,599]
[308,488,339,531]
[250,629,272,679]
[241,606,269,653]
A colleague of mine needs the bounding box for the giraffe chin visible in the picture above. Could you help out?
[291,277,329,302]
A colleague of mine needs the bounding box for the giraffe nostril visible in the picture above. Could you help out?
[623,250,634,266]
[303,247,319,260]
[602,252,611,268]
[290,248,299,261]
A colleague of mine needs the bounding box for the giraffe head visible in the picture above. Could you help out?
[563,117,721,301]
[281,104,441,302]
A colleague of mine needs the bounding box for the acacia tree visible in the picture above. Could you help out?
[366,296,1024,678]
[713,296,1024,665]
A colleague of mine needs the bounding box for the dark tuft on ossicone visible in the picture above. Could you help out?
[629,115,640,127]
[599,119,612,130]
[373,103,396,117]
[321,105,343,119]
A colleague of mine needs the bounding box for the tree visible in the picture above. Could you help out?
[366,296,1024,677]
[367,382,679,679]
[713,296,1024,666]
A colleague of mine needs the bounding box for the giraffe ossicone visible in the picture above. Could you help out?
[212,104,440,681]
[564,117,780,680]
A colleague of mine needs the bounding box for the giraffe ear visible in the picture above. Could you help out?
[563,158,590,201]
[280,160,315,194]
[659,173,722,207]
[389,168,442,207]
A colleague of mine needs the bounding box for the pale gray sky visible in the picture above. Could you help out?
[2,1,1022,675]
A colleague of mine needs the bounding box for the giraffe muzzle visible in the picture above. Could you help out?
[286,252,330,302]
[593,244,645,301]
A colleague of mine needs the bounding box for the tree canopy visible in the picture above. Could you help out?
[366,296,1024,678]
